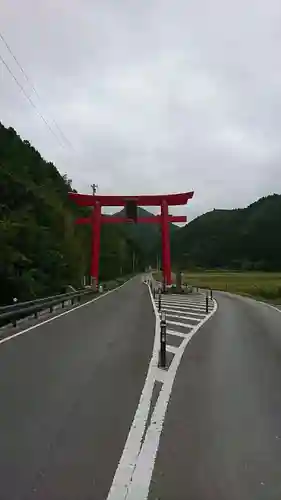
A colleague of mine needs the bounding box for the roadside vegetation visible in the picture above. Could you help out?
[0,123,144,305]
[184,271,281,302]
[153,271,281,302]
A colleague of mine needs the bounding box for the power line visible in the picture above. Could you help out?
[0,31,41,99]
[0,31,74,150]
[0,52,65,146]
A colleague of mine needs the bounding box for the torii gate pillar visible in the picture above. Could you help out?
[161,200,171,286]
[69,191,194,287]
[91,201,101,287]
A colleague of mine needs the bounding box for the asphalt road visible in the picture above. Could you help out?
[148,292,281,500]
[0,278,155,500]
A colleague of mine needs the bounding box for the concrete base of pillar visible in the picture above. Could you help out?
[91,277,98,291]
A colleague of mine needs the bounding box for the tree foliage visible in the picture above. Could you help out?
[0,123,143,305]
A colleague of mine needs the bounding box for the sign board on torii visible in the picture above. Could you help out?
[69,191,194,287]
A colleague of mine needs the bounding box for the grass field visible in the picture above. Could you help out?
[154,271,281,302]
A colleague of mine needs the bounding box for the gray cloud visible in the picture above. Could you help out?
[1,0,281,219]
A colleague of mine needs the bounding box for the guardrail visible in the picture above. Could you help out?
[0,288,95,328]
[0,274,136,329]
[0,290,86,314]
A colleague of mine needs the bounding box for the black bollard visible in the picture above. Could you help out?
[158,293,161,312]
[160,312,167,368]
[210,289,213,300]
[206,292,209,313]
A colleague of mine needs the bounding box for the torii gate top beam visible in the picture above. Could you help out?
[69,191,194,207]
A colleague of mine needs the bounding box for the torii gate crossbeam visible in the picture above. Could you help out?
[69,191,194,287]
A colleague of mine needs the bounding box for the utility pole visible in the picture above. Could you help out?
[90,183,98,290]
[91,183,98,195]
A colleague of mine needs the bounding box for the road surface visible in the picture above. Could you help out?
[148,292,281,500]
[0,278,155,500]
[1,281,281,500]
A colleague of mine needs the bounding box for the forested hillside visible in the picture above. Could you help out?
[172,194,281,271]
[1,123,279,306]
[0,123,143,305]
[115,206,179,267]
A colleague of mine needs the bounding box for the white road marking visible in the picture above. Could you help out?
[161,296,205,303]
[166,329,187,338]
[125,298,218,500]
[218,290,281,315]
[161,298,206,306]
[162,307,205,317]
[166,344,178,354]
[256,299,281,315]
[0,277,136,346]
[154,368,167,383]
[106,286,160,500]
[161,301,207,311]
[164,313,201,322]
[166,319,194,329]
[107,286,217,500]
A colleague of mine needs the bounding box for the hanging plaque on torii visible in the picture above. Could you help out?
[68,191,194,287]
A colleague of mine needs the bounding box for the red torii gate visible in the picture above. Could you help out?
[69,191,194,287]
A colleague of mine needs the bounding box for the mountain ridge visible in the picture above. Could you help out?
[171,193,281,271]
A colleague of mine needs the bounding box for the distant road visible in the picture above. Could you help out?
[148,292,281,500]
[0,277,155,500]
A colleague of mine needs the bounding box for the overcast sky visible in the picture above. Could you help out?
[1,0,281,219]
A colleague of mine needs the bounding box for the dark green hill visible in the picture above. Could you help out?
[0,123,143,305]
[172,194,281,271]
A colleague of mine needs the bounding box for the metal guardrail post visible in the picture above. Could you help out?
[159,312,167,368]
[206,292,209,313]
